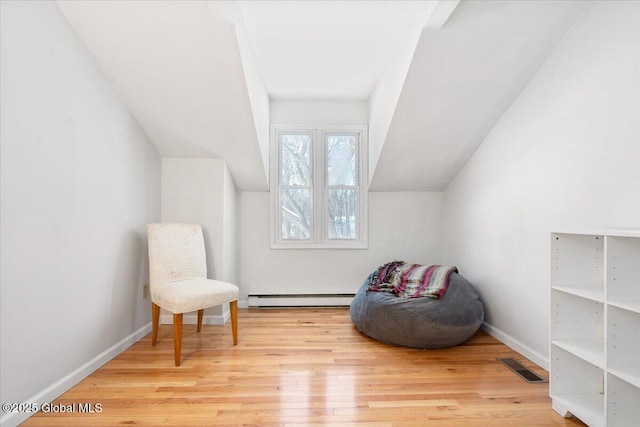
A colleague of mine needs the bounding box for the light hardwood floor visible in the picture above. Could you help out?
[24,308,586,426]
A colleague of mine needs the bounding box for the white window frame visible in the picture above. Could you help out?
[270,124,368,249]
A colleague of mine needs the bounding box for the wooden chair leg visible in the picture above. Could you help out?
[197,309,204,333]
[151,302,160,346]
[173,313,183,366]
[230,300,238,345]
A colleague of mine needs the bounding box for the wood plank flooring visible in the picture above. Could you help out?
[23,308,586,426]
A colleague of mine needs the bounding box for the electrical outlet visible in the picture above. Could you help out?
[142,284,149,298]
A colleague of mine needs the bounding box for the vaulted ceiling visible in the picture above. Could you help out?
[56,0,589,191]
[237,1,437,101]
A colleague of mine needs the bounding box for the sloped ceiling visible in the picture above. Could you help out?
[369,0,590,191]
[56,0,269,191]
[56,0,590,192]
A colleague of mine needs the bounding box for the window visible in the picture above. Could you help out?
[270,125,368,249]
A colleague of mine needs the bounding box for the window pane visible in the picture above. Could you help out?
[327,189,356,240]
[281,134,311,186]
[327,135,356,186]
[281,189,311,240]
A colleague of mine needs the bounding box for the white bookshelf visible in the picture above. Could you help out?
[550,231,640,427]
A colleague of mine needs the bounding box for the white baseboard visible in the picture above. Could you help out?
[247,294,355,307]
[482,322,549,371]
[0,323,151,427]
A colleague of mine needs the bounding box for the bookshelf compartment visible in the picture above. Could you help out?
[551,289,604,367]
[551,233,604,292]
[550,346,605,427]
[606,236,640,313]
[607,306,640,388]
[607,374,640,427]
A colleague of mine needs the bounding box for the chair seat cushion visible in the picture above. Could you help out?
[153,278,239,314]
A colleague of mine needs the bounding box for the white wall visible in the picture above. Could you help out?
[0,2,161,425]
[239,191,443,303]
[207,0,270,182]
[367,3,437,186]
[223,165,238,284]
[443,0,640,368]
[161,158,237,319]
[270,99,368,126]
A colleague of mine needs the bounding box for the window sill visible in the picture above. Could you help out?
[270,241,368,250]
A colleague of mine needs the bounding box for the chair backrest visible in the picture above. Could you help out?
[146,223,207,289]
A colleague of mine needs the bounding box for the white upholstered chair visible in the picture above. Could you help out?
[146,223,239,366]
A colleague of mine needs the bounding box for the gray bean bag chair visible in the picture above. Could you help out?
[350,271,484,348]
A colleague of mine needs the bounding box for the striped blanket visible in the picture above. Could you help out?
[368,261,457,299]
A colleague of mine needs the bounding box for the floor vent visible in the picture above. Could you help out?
[497,358,547,383]
[248,293,355,308]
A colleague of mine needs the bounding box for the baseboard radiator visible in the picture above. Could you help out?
[247,293,355,308]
